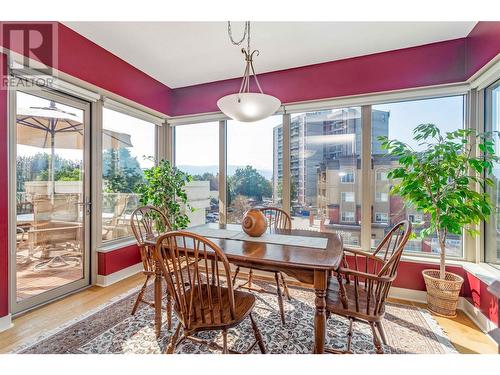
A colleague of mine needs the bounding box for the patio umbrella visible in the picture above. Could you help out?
[17,101,133,195]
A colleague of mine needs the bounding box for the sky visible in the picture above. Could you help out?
[175,114,282,172]
[374,95,464,149]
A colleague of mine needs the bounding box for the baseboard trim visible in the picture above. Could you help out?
[95,263,143,287]
[389,287,428,304]
[0,314,13,333]
[460,297,498,334]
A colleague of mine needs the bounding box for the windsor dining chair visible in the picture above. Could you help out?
[130,206,173,334]
[232,206,292,324]
[325,220,412,354]
[155,231,267,354]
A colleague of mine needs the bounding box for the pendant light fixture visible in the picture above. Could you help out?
[217,21,281,122]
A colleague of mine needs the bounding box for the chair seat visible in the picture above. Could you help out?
[174,284,256,332]
[326,277,385,322]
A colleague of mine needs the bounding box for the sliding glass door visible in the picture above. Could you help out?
[11,88,91,313]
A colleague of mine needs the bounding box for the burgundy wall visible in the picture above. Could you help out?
[345,257,498,325]
[171,38,468,116]
[465,21,500,78]
[97,245,142,276]
[0,22,173,115]
[466,273,499,326]
[0,53,8,318]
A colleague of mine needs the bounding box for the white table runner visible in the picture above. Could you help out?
[187,226,328,249]
[186,227,241,240]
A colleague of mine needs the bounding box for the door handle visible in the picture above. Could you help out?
[76,200,92,215]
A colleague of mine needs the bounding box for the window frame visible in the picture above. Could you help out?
[374,212,389,223]
[341,191,355,203]
[375,192,388,202]
[341,211,356,223]
[97,103,160,249]
[376,169,388,181]
[483,79,500,267]
[340,170,355,184]
[408,213,423,224]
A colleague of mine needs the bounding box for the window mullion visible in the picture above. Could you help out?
[361,105,372,250]
[166,124,174,163]
[219,120,227,225]
[282,113,291,215]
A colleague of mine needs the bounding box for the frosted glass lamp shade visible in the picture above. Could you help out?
[217,93,281,122]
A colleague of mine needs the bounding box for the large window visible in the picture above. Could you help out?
[101,108,156,243]
[371,96,465,256]
[169,93,478,260]
[288,108,361,246]
[485,80,500,267]
[175,122,219,227]
[227,116,281,224]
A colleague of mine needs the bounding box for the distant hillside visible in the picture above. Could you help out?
[178,165,273,180]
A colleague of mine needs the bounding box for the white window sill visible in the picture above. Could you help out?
[97,238,137,253]
[461,262,500,287]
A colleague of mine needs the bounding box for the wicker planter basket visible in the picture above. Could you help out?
[422,269,464,317]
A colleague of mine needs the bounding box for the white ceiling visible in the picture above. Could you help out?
[63,22,477,88]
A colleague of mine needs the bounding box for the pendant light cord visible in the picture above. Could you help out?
[228,21,249,46]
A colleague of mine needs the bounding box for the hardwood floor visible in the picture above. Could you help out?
[0,272,497,354]
[387,298,497,354]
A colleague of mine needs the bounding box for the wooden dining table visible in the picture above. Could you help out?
[147,223,344,354]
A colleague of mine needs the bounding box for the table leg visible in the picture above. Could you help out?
[154,260,162,338]
[313,269,328,354]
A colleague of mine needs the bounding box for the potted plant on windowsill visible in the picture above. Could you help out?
[136,159,193,230]
[380,124,499,317]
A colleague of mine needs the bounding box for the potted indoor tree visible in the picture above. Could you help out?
[380,124,498,317]
[136,159,193,230]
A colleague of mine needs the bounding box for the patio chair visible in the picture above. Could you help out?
[16,227,32,264]
[232,206,292,324]
[325,220,412,354]
[26,195,82,270]
[102,193,131,240]
[155,231,267,354]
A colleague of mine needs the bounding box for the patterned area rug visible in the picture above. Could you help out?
[14,280,456,354]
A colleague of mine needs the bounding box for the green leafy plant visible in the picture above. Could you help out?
[136,159,193,230]
[379,124,499,279]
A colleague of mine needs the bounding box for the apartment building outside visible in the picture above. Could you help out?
[272,108,461,256]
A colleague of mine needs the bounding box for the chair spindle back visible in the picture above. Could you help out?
[130,206,171,273]
[259,207,292,230]
[342,220,412,317]
[155,231,236,330]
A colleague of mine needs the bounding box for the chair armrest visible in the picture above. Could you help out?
[342,247,385,268]
[337,266,395,283]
